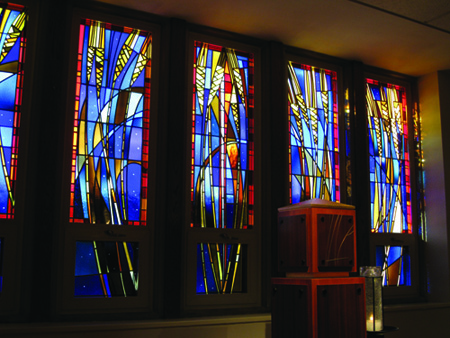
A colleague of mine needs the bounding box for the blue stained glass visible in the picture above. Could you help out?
[226,204,234,223]
[0,110,13,128]
[203,246,217,293]
[294,68,305,94]
[288,62,340,203]
[73,173,85,219]
[211,135,220,151]
[387,246,401,265]
[75,242,98,276]
[226,180,234,197]
[241,171,246,187]
[70,19,152,225]
[371,86,381,101]
[191,42,254,230]
[74,275,105,297]
[123,127,132,154]
[123,163,142,220]
[206,50,213,68]
[243,69,249,92]
[376,245,411,287]
[103,274,111,297]
[75,240,139,297]
[129,127,142,160]
[291,146,300,175]
[133,67,145,87]
[192,42,253,294]
[211,167,219,186]
[197,243,245,294]
[237,55,248,69]
[291,176,301,204]
[92,140,103,158]
[0,181,8,212]
[196,244,206,294]
[0,4,27,219]
[3,39,18,65]
[195,113,204,134]
[0,75,16,110]
[119,58,137,90]
[366,80,412,234]
[327,125,334,148]
[239,105,248,138]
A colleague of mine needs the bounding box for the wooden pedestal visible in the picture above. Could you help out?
[278,199,357,276]
[272,277,366,338]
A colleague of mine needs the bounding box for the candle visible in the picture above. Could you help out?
[366,314,383,331]
[360,268,384,333]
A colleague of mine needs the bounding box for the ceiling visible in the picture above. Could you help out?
[94,0,450,77]
[354,0,450,33]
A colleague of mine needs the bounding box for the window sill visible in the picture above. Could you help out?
[0,313,272,335]
[384,301,450,313]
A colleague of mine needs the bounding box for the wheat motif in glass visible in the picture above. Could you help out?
[70,19,152,225]
[191,42,254,230]
[366,79,412,234]
[287,62,340,204]
[0,3,27,218]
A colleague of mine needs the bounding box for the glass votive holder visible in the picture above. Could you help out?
[360,266,383,332]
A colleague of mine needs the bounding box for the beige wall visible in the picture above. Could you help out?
[419,71,450,302]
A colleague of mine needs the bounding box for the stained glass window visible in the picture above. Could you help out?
[376,245,411,286]
[75,240,139,297]
[69,19,152,226]
[191,41,254,295]
[287,62,340,204]
[197,243,246,294]
[190,41,254,230]
[366,79,412,234]
[0,3,27,218]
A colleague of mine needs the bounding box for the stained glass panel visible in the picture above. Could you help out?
[0,3,27,218]
[366,79,412,234]
[376,245,411,286]
[196,242,246,294]
[74,240,139,297]
[70,19,152,225]
[190,41,254,230]
[287,62,340,204]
